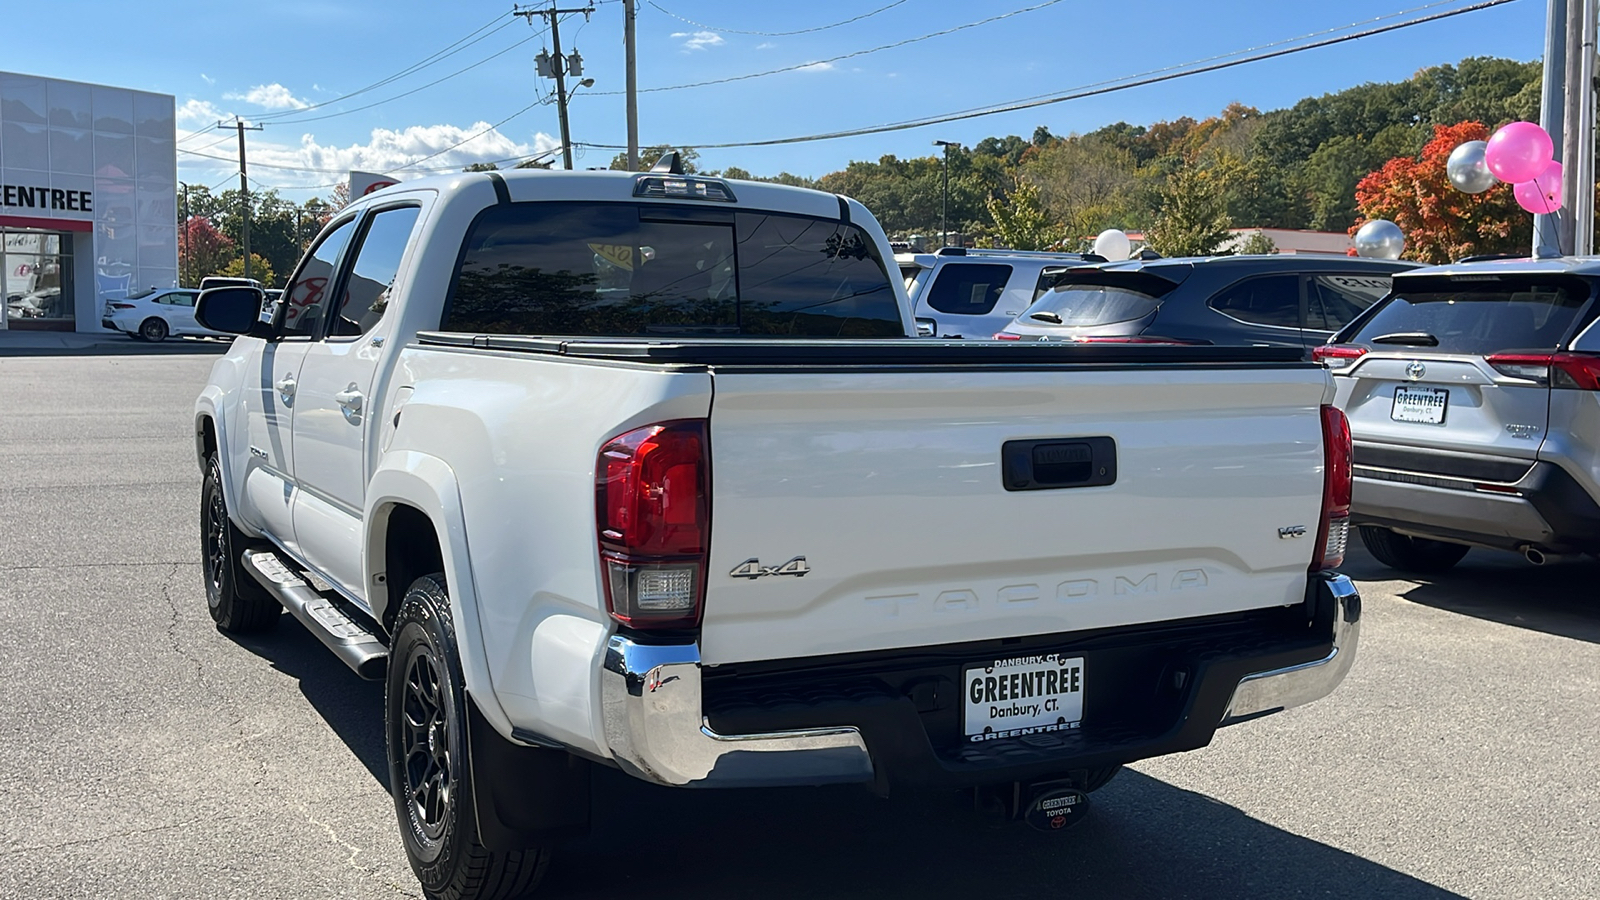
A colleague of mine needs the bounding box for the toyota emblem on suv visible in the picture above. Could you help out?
[1405,361,1426,381]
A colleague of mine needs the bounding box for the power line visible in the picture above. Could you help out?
[584,0,1524,147]
[249,13,517,121]
[595,0,1066,95]
[644,0,909,36]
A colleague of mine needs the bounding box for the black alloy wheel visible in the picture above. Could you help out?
[386,575,549,899]
[140,317,169,342]
[199,453,278,632]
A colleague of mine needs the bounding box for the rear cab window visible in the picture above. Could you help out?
[444,202,903,337]
[923,263,1011,316]
[1348,275,1591,355]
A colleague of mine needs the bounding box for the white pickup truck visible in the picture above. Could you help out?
[193,165,1360,899]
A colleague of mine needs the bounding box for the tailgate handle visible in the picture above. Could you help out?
[1002,437,1117,491]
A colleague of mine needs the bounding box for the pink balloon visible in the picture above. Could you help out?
[1514,162,1563,213]
[1486,121,1556,184]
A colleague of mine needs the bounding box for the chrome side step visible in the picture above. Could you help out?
[242,549,388,680]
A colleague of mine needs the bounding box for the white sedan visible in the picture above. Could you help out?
[103,289,224,342]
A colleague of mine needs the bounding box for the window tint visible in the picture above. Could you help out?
[154,292,193,307]
[444,202,902,337]
[330,206,420,337]
[1208,275,1301,328]
[1306,274,1390,331]
[1024,282,1160,326]
[278,217,358,338]
[924,263,1011,315]
[1349,278,1586,355]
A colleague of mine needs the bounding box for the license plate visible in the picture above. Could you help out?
[1391,385,1448,424]
[963,654,1084,742]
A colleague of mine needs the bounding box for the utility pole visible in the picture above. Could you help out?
[516,2,594,170]
[934,140,957,248]
[180,183,188,286]
[624,0,638,171]
[218,118,264,279]
[1570,0,1597,255]
[1536,0,1568,257]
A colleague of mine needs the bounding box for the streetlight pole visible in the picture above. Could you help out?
[934,140,956,248]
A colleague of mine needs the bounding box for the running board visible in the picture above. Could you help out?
[242,549,388,680]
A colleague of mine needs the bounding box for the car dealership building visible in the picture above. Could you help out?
[1,71,176,332]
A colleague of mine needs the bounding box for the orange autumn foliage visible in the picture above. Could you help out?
[1352,121,1530,264]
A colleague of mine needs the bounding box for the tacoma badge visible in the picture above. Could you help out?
[730,556,810,579]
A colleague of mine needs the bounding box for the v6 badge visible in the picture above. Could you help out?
[730,556,810,579]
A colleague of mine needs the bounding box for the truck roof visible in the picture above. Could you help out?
[350,167,848,222]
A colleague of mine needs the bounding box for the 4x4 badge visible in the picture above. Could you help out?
[730,556,810,579]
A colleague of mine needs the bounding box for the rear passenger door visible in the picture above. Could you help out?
[291,202,423,601]
[1204,274,1309,349]
[916,262,1015,338]
[1304,273,1393,344]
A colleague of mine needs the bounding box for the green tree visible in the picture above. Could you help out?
[1236,230,1277,255]
[463,161,499,172]
[609,145,699,173]
[1145,165,1233,257]
[986,180,1065,251]
[220,253,275,287]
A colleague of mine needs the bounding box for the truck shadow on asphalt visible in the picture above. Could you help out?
[544,767,1463,900]
[1341,547,1600,645]
[232,616,1461,900]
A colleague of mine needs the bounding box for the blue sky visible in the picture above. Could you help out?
[3,0,1547,200]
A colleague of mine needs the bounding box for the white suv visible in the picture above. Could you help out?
[897,248,1084,338]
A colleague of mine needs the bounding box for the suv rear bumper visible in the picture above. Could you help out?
[1352,458,1600,553]
[599,574,1359,790]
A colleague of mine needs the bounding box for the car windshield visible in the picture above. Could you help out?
[1347,276,1589,355]
[1020,282,1161,326]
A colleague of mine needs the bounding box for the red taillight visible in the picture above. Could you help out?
[1312,405,1352,571]
[992,332,1021,341]
[109,303,136,310]
[1486,351,1600,390]
[596,420,709,630]
[1311,344,1367,370]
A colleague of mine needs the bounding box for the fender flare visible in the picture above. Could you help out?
[194,386,257,538]
[365,450,513,738]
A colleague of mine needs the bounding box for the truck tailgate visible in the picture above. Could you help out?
[701,366,1330,665]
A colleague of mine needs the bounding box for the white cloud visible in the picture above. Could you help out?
[200,73,216,85]
[176,98,225,124]
[755,41,776,50]
[224,83,310,110]
[180,122,562,192]
[795,62,835,73]
[671,30,724,51]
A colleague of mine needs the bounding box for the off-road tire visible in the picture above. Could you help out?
[200,453,280,632]
[139,317,169,342]
[387,575,550,900]
[1358,525,1470,573]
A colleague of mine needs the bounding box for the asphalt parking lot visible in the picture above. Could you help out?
[1,351,1595,899]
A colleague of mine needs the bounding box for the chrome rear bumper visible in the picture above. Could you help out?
[600,637,874,788]
[1221,572,1361,725]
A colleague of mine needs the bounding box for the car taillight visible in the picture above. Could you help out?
[1311,405,1352,572]
[595,420,709,630]
[1311,344,1367,371]
[1486,351,1600,390]
[109,303,136,310]
[992,332,1021,341]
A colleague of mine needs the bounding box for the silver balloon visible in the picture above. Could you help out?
[1446,140,1497,193]
[1354,219,1405,260]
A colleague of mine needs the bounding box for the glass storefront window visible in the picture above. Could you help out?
[3,228,75,327]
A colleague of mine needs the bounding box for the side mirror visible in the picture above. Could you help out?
[914,317,937,338]
[196,286,271,337]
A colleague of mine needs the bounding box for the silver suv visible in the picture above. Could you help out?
[1321,258,1600,572]
[896,248,1085,338]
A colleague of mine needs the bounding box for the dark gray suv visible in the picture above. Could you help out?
[997,254,1419,350]
[1323,258,1600,571]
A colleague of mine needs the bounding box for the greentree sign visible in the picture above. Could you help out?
[1,183,93,213]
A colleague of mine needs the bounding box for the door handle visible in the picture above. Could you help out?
[335,385,364,411]
[275,377,296,402]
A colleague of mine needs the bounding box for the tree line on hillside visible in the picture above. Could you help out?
[177,56,1546,285]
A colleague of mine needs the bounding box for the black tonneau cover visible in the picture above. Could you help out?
[415,331,1307,367]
